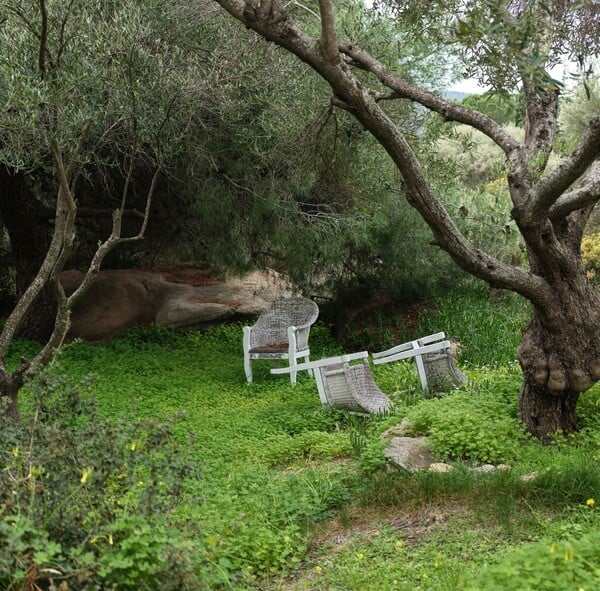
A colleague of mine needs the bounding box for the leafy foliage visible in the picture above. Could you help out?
[2,301,600,589]
[0,365,205,589]
[461,91,520,126]
[558,75,600,153]
[384,0,600,92]
[464,529,600,591]
[404,375,530,464]
[580,232,600,283]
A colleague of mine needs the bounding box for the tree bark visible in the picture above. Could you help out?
[519,377,580,442]
[0,169,56,341]
[517,260,600,439]
[0,374,24,423]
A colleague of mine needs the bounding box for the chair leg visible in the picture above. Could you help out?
[288,328,298,385]
[415,353,429,392]
[244,356,253,383]
[304,356,313,377]
[243,327,253,383]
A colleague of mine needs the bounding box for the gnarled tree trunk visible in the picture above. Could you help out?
[517,245,600,439]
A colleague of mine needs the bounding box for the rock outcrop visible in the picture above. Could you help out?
[62,265,292,341]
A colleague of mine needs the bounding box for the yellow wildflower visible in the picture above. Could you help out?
[315,565,322,573]
[80,468,93,484]
[586,498,595,507]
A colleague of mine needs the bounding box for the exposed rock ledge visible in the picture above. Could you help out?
[62,265,292,341]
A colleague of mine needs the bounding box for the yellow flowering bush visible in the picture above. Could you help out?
[581,234,600,282]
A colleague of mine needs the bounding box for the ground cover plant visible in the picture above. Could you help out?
[2,284,600,589]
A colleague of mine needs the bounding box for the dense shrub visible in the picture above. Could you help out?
[403,371,531,464]
[464,529,600,590]
[0,365,205,590]
[581,232,600,282]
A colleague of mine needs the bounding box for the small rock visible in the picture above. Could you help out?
[520,471,539,482]
[428,462,453,473]
[473,464,496,473]
[381,418,413,439]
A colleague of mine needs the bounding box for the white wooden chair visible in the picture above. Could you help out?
[243,297,319,385]
[272,351,391,414]
[371,332,467,395]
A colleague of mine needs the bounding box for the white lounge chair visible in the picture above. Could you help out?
[243,296,319,385]
[272,351,391,414]
[372,332,467,395]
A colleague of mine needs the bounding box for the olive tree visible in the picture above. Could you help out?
[0,0,206,420]
[212,0,600,440]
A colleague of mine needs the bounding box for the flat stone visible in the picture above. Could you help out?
[384,436,436,471]
[520,471,539,482]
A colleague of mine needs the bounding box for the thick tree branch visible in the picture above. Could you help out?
[549,159,600,220]
[224,0,321,65]
[215,0,552,304]
[0,144,76,365]
[525,115,600,224]
[338,42,521,155]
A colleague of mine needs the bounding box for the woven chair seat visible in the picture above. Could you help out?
[422,350,468,392]
[249,343,290,353]
[271,351,391,414]
[320,359,391,414]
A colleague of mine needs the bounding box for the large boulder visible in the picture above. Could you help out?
[62,265,292,341]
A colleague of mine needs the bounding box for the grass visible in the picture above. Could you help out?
[6,284,600,590]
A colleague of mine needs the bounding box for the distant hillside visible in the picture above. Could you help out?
[445,90,469,101]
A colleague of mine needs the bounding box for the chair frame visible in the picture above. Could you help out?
[243,297,319,385]
[372,332,466,394]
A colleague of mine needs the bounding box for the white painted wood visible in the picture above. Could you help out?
[242,297,319,384]
[372,332,454,393]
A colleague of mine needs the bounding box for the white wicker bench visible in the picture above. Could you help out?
[243,297,319,384]
[272,351,391,414]
[372,332,467,395]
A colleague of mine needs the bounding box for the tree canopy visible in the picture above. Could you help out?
[212,0,600,440]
